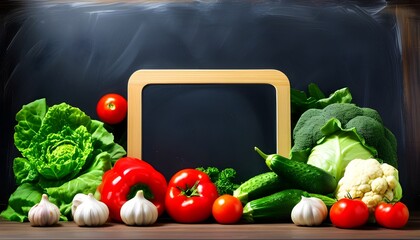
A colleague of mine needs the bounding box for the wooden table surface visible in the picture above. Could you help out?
[1,212,419,239]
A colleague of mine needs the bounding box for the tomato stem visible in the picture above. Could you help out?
[177,180,201,198]
[107,102,116,110]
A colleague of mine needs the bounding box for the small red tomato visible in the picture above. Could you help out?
[375,202,409,229]
[96,93,127,124]
[212,194,243,224]
[329,198,369,228]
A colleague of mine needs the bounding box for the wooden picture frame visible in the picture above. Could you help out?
[127,69,290,177]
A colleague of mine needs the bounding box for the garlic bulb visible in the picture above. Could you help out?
[28,194,60,227]
[120,190,158,226]
[72,193,109,226]
[71,193,89,217]
[291,196,328,226]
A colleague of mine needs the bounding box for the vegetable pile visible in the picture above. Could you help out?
[1,84,410,229]
[291,103,398,180]
[232,84,408,228]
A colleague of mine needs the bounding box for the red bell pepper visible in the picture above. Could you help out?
[165,169,218,223]
[97,157,168,222]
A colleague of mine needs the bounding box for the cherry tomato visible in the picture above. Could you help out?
[329,198,369,228]
[165,169,218,223]
[375,202,409,229]
[212,194,243,224]
[96,93,127,124]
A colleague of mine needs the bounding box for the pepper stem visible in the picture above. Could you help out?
[128,184,154,200]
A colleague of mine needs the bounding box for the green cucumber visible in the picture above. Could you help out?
[233,171,290,204]
[242,189,336,223]
[255,147,337,194]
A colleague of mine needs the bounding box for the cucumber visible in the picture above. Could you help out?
[308,193,337,209]
[233,171,290,204]
[255,147,337,194]
[242,189,336,223]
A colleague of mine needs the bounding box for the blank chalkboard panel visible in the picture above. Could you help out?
[127,70,290,181]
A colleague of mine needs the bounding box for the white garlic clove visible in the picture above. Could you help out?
[72,193,109,227]
[28,194,60,227]
[120,190,158,226]
[71,193,89,217]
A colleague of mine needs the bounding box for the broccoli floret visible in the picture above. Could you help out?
[196,167,240,196]
[292,104,362,148]
[196,166,220,181]
[291,103,398,169]
[361,107,383,124]
[322,103,364,125]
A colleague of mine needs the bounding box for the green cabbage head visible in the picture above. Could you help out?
[306,118,375,181]
[1,99,126,222]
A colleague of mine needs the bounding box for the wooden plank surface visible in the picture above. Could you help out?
[1,212,419,239]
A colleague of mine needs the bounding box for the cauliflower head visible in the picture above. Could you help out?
[335,158,402,211]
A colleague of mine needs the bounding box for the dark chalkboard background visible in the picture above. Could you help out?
[141,83,277,182]
[1,0,412,210]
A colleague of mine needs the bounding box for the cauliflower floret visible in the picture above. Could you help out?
[381,163,398,177]
[362,192,383,209]
[371,178,388,194]
[386,175,398,189]
[335,158,403,212]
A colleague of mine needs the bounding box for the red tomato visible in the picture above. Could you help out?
[212,194,243,224]
[375,202,409,229]
[96,93,127,124]
[165,169,219,223]
[329,198,369,228]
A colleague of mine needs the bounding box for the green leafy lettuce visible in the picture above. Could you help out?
[1,98,126,221]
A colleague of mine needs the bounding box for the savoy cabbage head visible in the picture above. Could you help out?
[1,98,126,221]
